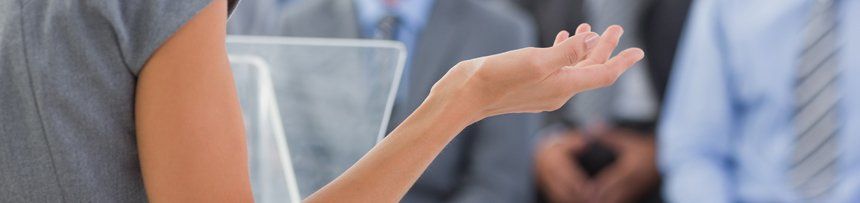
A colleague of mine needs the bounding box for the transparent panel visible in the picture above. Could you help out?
[228,36,406,203]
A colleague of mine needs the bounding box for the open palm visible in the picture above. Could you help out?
[431,24,645,120]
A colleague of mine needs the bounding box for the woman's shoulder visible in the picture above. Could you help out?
[68,0,237,74]
[18,0,236,73]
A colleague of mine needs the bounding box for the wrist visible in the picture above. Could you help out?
[421,59,497,125]
[420,88,484,128]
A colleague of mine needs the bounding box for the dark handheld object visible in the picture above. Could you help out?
[574,140,617,177]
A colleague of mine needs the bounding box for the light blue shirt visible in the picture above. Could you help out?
[354,0,435,102]
[659,0,860,202]
[355,0,434,46]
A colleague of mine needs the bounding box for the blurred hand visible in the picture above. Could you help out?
[427,24,644,123]
[590,129,659,203]
[535,130,592,203]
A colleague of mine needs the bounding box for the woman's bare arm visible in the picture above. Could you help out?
[135,1,253,202]
[307,25,644,202]
[133,2,639,201]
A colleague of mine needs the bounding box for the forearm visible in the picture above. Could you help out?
[305,92,479,202]
[307,25,641,202]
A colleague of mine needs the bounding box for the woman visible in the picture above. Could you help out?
[0,0,642,202]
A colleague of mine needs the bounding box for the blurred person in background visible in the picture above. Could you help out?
[660,0,860,202]
[516,0,692,202]
[276,0,541,202]
[227,0,299,34]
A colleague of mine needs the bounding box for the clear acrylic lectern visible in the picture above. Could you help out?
[228,36,406,203]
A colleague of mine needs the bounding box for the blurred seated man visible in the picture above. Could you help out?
[516,0,692,202]
[661,0,860,202]
[226,0,298,34]
[278,0,541,202]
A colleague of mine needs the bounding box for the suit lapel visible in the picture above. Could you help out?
[407,0,461,105]
[280,0,362,38]
[387,0,463,128]
[332,0,362,38]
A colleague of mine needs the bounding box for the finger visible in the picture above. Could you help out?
[592,166,627,203]
[546,185,578,203]
[545,149,589,186]
[559,134,588,154]
[595,133,625,150]
[545,179,579,203]
[537,162,580,203]
[603,48,645,75]
[578,25,624,66]
[571,167,596,201]
[561,48,645,92]
[538,31,599,70]
[553,30,570,47]
[544,164,584,200]
[575,23,592,35]
[593,179,626,203]
[548,169,579,192]
[561,165,594,202]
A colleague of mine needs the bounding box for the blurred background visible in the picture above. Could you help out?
[226,0,860,202]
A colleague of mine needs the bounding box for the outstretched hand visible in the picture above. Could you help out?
[428,24,644,122]
[305,24,645,203]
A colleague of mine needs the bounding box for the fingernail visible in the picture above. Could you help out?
[584,33,599,49]
[609,25,624,34]
[631,48,645,60]
[578,23,591,31]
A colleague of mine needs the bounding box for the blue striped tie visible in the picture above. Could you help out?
[790,0,842,200]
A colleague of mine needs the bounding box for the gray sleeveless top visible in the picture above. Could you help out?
[0,0,238,201]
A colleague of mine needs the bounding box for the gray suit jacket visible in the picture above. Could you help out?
[278,0,541,202]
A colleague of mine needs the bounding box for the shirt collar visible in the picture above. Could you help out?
[354,0,436,33]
